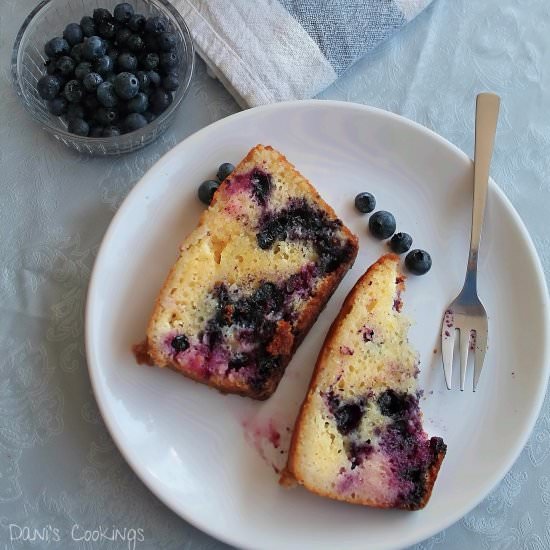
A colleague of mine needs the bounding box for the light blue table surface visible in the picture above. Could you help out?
[1,0,549,548]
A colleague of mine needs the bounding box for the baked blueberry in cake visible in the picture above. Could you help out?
[141,145,358,400]
[282,254,446,509]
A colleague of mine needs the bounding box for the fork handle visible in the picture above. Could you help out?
[468,93,500,276]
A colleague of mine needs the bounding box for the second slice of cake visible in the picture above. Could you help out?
[144,145,358,399]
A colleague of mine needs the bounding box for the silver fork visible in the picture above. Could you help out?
[441,92,500,391]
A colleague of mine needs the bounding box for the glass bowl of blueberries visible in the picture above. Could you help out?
[11,0,194,155]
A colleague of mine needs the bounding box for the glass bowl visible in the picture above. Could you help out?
[11,0,194,155]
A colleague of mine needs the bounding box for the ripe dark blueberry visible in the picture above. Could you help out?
[146,70,161,88]
[107,45,119,60]
[171,334,189,352]
[102,125,121,137]
[66,102,85,120]
[94,55,113,75]
[354,191,376,213]
[37,75,61,100]
[95,107,118,126]
[93,8,112,25]
[143,33,159,52]
[97,81,118,107]
[136,71,150,92]
[45,59,58,75]
[55,55,75,76]
[333,403,363,435]
[114,3,134,23]
[80,16,96,37]
[117,52,138,72]
[89,125,104,138]
[105,73,117,84]
[82,36,106,61]
[74,61,92,80]
[98,20,116,40]
[47,96,67,116]
[216,162,235,182]
[390,232,413,254]
[63,23,83,46]
[405,249,432,275]
[128,13,146,32]
[44,37,69,58]
[127,34,145,53]
[70,43,84,63]
[145,16,168,35]
[127,92,148,113]
[123,112,148,132]
[141,52,159,71]
[114,72,139,99]
[159,51,178,71]
[142,111,156,123]
[82,93,100,112]
[157,32,177,51]
[115,26,132,46]
[67,117,89,136]
[162,73,179,91]
[149,88,171,114]
[369,210,396,239]
[198,180,219,205]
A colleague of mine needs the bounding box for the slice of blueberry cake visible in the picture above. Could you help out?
[142,145,358,400]
[283,254,446,509]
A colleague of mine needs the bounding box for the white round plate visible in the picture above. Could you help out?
[86,100,550,550]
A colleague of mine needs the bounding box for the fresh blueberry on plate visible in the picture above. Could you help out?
[198,180,220,205]
[405,249,432,275]
[217,162,235,182]
[369,210,396,239]
[390,232,413,254]
[354,192,376,213]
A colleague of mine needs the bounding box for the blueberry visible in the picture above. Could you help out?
[44,37,70,58]
[228,353,249,370]
[102,125,121,137]
[94,55,114,75]
[157,32,177,51]
[114,72,139,99]
[377,389,411,417]
[105,72,117,84]
[45,59,58,75]
[82,72,103,92]
[146,70,161,88]
[136,71,150,92]
[89,125,104,137]
[145,16,168,35]
[141,52,159,71]
[93,8,112,24]
[63,23,83,46]
[37,75,61,99]
[143,33,159,52]
[97,81,118,107]
[80,16,96,37]
[98,20,116,40]
[354,192,376,213]
[390,232,413,254]
[117,52,138,72]
[74,61,92,80]
[123,112,148,132]
[333,402,363,435]
[369,210,396,239]
[67,117,89,136]
[149,88,171,114]
[198,180,219,205]
[82,93,100,112]
[171,334,189,352]
[142,111,156,123]
[162,73,179,91]
[127,34,145,53]
[66,102,85,120]
[128,13,146,32]
[55,55,75,76]
[95,107,119,126]
[217,162,235,182]
[82,36,106,61]
[159,51,178,71]
[47,96,67,116]
[115,27,132,46]
[70,43,84,63]
[405,249,432,275]
[127,92,148,113]
[113,3,134,24]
